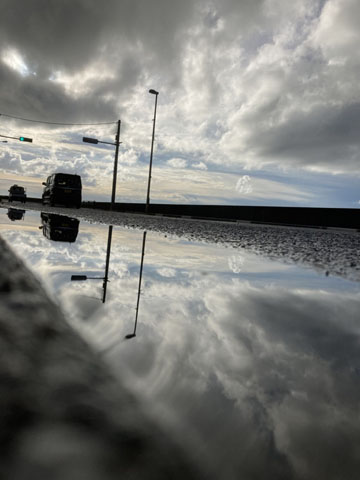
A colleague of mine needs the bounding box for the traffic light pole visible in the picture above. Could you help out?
[102,225,113,303]
[83,119,121,210]
[111,120,121,210]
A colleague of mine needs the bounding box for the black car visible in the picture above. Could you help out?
[7,208,25,221]
[40,213,79,242]
[42,173,82,208]
[8,184,27,203]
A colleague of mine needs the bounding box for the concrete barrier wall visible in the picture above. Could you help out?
[83,202,359,229]
[1,196,358,228]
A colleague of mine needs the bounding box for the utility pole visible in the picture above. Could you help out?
[102,225,113,303]
[83,119,121,210]
[111,120,121,210]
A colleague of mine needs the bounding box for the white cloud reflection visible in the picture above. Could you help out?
[1,209,359,479]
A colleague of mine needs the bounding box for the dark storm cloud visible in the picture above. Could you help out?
[0,0,196,121]
[0,0,195,72]
[249,102,360,170]
[0,61,117,122]
[226,287,360,372]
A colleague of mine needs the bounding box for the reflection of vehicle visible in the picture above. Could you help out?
[7,208,25,221]
[40,213,79,242]
[9,184,26,203]
[42,173,82,208]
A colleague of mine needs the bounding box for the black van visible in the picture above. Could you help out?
[40,213,79,242]
[42,173,82,208]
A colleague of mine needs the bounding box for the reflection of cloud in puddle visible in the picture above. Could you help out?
[157,267,177,278]
[104,280,360,480]
[2,209,360,479]
[62,291,103,322]
[228,255,245,273]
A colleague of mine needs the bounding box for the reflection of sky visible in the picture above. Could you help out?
[1,209,360,480]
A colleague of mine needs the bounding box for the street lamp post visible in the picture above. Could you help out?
[145,89,159,213]
[125,230,147,339]
[83,119,121,210]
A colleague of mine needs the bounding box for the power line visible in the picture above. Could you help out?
[0,112,117,126]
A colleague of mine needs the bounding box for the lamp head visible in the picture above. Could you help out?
[149,89,159,95]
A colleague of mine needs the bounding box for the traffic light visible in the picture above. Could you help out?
[83,137,99,144]
[19,136,33,142]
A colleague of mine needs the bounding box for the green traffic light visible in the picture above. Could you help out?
[19,136,33,142]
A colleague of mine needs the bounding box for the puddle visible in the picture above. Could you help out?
[1,206,359,480]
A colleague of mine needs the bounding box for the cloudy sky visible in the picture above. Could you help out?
[0,0,359,206]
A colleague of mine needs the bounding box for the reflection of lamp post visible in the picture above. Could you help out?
[83,120,121,209]
[145,89,159,214]
[125,231,147,339]
[71,225,113,303]
[102,225,113,303]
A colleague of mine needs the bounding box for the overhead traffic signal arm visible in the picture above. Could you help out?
[0,134,33,142]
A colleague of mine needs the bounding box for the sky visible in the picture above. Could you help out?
[0,0,359,207]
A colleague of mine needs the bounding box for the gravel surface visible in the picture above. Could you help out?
[1,201,359,282]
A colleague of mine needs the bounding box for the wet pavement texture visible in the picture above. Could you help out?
[1,204,360,480]
[3,201,360,281]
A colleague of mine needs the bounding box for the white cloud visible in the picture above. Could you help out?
[235,175,253,194]
[192,161,207,170]
[157,268,177,278]
[0,150,23,173]
[1,0,359,206]
[167,158,188,168]
[228,255,245,273]
[311,0,360,64]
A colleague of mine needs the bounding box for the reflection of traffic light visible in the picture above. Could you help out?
[19,136,33,142]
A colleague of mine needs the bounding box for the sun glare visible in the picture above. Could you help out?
[2,48,32,76]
